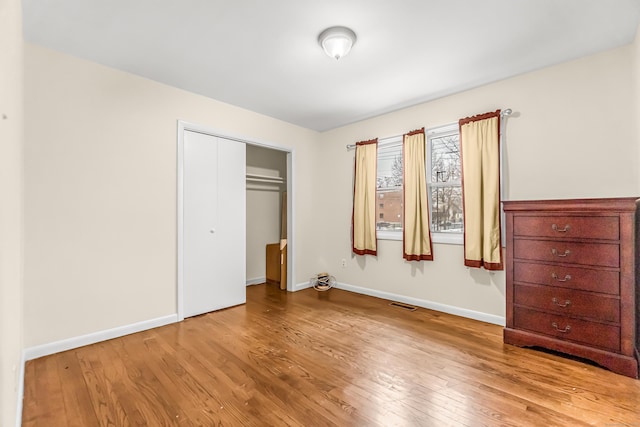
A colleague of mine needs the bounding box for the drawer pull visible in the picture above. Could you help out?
[551,248,571,257]
[551,273,572,282]
[551,224,571,233]
[552,297,571,308]
[551,322,571,333]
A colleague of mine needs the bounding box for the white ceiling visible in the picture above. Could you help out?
[22,0,640,131]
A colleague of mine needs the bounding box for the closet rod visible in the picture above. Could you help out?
[246,173,285,183]
[246,177,286,184]
[247,178,286,184]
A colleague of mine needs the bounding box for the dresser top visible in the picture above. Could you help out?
[503,197,639,212]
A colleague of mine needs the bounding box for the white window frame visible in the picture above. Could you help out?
[376,123,463,245]
[426,123,463,245]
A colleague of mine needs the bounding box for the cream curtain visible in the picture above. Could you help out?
[403,129,433,261]
[352,139,378,256]
[459,110,503,270]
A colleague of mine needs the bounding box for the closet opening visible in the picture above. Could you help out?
[246,144,289,291]
[177,120,294,321]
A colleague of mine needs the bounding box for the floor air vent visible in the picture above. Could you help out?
[389,302,417,311]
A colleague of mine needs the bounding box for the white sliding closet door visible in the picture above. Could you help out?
[183,130,246,318]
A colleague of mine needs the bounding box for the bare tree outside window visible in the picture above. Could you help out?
[429,132,463,233]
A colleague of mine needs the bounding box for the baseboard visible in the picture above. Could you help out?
[293,281,313,291]
[23,314,178,361]
[246,277,266,286]
[15,350,25,427]
[334,282,505,326]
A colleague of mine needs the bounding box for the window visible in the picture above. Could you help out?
[376,137,403,237]
[427,124,463,236]
[375,125,463,243]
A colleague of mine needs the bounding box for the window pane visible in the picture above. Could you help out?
[430,185,463,232]
[431,134,460,183]
[376,189,403,230]
[377,143,402,188]
[376,142,403,231]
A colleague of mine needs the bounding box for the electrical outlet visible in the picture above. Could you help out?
[341,258,347,268]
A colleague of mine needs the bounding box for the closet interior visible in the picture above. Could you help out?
[246,145,288,289]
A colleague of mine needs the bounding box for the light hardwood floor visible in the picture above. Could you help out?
[23,284,640,426]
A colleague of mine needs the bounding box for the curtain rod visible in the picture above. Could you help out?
[345,108,513,151]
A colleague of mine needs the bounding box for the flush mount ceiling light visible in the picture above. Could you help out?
[318,26,357,60]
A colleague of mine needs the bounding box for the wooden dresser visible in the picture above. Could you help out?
[503,198,639,378]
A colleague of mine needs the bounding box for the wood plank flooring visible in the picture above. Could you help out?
[23,284,640,426]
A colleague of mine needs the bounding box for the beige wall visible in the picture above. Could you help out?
[246,145,287,281]
[24,44,320,347]
[317,44,638,321]
[0,0,24,425]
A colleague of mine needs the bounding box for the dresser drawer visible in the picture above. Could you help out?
[513,239,619,268]
[514,283,620,323]
[513,215,619,240]
[513,261,619,294]
[513,307,620,352]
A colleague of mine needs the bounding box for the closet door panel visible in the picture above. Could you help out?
[215,137,246,308]
[183,131,245,318]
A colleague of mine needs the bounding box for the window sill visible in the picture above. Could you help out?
[432,233,464,245]
[377,230,403,241]
[377,231,463,245]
